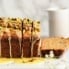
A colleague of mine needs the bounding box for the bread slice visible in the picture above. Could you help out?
[41,37,67,50]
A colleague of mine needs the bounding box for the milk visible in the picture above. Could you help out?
[48,9,69,37]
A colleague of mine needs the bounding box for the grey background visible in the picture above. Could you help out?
[0,0,69,37]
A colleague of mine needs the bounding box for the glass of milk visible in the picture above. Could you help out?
[48,9,69,37]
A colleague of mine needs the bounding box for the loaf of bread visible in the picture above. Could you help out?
[41,37,69,57]
[22,18,40,57]
[0,17,40,58]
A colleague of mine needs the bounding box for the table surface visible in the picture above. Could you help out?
[0,57,69,69]
[0,57,45,64]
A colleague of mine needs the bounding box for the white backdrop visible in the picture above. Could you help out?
[0,0,69,37]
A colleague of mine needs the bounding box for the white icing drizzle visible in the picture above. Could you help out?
[19,37,22,57]
[31,37,41,57]
[31,38,33,57]
[31,23,33,57]
[9,35,12,58]
[37,39,41,57]
[21,33,23,58]
[6,28,12,58]
[16,30,22,57]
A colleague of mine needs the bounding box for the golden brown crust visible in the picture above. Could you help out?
[41,37,68,50]
[0,18,40,37]
[0,17,40,39]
